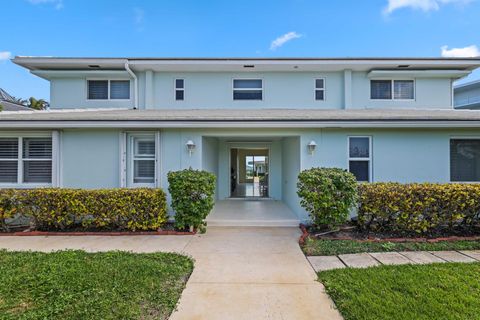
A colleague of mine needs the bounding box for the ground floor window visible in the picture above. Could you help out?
[0,136,52,185]
[348,136,371,182]
[450,139,480,182]
[127,133,157,187]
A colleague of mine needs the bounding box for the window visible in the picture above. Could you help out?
[131,135,156,185]
[87,80,130,100]
[370,80,414,100]
[315,78,325,101]
[175,79,184,101]
[450,139,480,182]
[233,79,262,100]
[0,137,52,184]
[348,136,371,182]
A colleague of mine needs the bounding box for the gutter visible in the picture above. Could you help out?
[124,62,138,109]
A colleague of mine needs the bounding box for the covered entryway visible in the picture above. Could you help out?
[206,200,300,227]
[230,148,269,198]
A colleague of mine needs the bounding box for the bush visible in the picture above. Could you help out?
[0,188,168,231]
[297,167,358,229]
[0,189,20,231]
[168,169,216,231]
[358,183,480,234]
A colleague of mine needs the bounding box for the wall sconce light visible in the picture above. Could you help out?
[186,140,196,156]
[307,140,317,155]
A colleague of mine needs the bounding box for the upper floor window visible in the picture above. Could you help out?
[315,78,325,101]
[175,79,184,101]
[0,137,52,184]
[450,139,480,182]
[87,80,130,100]
[233,79,263,100]
[370,80,414,100]
[348,136,371,182]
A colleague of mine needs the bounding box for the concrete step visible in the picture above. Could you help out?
[206,219,300,227]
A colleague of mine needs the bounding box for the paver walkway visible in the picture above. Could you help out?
[308,250,480,272]
[0,227,342,320]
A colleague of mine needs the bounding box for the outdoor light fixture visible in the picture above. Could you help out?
[186,140,196,156]
[307,140,317,155]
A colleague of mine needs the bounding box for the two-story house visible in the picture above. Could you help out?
[2,57,480,224]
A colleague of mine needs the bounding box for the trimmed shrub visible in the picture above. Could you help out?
[297,167,358,229]
[358,183,480,234]
[0,188,168,231]
[168,169,216,231]
[0,189,20,231]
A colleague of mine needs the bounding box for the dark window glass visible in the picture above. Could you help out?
[450,139,480,182]
[394,80,414,99]
[349,161,369,182]
[88,80,108,99]
[175,79,184,89]
[315,79,324,89]
[233,79,262,89]
[0,138,18,159]
[349,137,369,158]
[233,90,262,100]
[23,161,52,183]
[0,161,18,183]
[110,80,130,99]
[371,80,392,100]
[315,90,324,101]
[176,90,184,101]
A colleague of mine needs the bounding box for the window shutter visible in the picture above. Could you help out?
[110,80,130,99]
[22,138,52,183]
[0,138,18,183]
[394,80,414,99]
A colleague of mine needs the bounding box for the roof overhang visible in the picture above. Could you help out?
[13,57,480,73]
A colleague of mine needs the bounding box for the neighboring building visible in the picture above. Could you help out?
[0,88,31,111]
[454,80,480,109]
[2,56,480,223]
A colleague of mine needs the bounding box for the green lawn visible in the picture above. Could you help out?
[0,250,193,320]
[319,263,480,320]
[303,237,480,256]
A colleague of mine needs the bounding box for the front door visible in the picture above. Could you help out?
[230,148,269,198]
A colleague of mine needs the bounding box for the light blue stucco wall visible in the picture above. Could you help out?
[61,129,120,188]
[281,137,306,221]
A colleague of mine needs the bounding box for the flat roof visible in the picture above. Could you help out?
[13,56,480,73]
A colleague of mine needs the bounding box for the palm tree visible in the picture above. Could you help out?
[26,97,49,110]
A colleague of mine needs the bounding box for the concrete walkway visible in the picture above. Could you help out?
[0,227,342,320]
[308,250,480,272]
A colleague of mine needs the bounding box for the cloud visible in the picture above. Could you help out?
[441,45,480,57]
[383,0,472,15]
[0,51,12,61]
[133,7,145,30]
[270,32,302,51]
[27,0,63,10]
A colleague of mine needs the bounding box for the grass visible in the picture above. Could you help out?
[318,262,480,320]
[0,250,193,320]
[303,237,480,256]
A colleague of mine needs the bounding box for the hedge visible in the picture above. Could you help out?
[168,169,216,231]
[297,167,358,229]
[358,183,480,234]
[0,188,168,232]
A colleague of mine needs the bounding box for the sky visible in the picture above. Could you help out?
[1,0,480,101]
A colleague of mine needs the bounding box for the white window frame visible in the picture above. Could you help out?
[86,79,131,101]
[369,79,415,101]
[174,78,185,101]
[348,136,372,182]
[0,132,57,188]
[449,136,480,183]
[314,78,326,101]
[127,132,158,188]
[232,78,264,101]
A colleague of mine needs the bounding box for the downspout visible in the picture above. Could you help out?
[125,61,138,109]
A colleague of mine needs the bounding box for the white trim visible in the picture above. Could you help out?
[126,132,157,188]
[232,78,264,101]
[174,78,185,101]
[86,79,132,101]
[370,79,415,101]
[155,131,161,188]
[348,136,372,182]
[119,131,127,187]
[125,62,138,109]
[51,130,61,187]
[314,77,326,101]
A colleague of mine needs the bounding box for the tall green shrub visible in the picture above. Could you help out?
[168,169,216,231]
[297,167,358,229]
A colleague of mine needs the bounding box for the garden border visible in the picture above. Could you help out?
[0,230,195,236]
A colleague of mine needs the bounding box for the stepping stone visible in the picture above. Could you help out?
[459,250,480,261]
[338,253,380,268]
[308,256,346,272]
[399,251,445,264]
[369,252,413,265]
[430,251,477,263]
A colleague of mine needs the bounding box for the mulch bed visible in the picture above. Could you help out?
[299,223,480,245]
